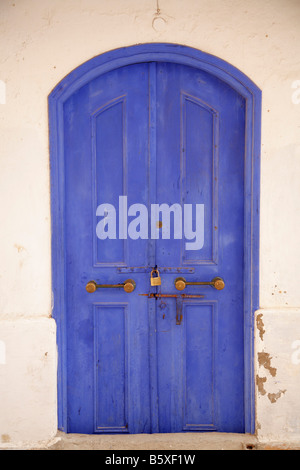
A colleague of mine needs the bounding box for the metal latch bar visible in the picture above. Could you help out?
[139,293,204,325]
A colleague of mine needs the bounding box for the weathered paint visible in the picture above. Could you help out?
[0,0,299,446]
[49,45,260,434]
[257,353,277,377]
[255,310,300,443]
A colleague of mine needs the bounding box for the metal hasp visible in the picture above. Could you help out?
[86,279,136,293]
[174,276,225,291]
[139,292,204,325]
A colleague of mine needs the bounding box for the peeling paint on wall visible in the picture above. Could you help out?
[257,349,287,404]
[258,352,277,377]
[256,313,265,341]
[256,371,286,404]
[268,390,287,404]
[256,375,267,396]
[1,434,10,444]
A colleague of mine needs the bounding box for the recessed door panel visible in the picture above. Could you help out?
[184,302,216,430]
[94,304,128,432]
[92,98,126,265]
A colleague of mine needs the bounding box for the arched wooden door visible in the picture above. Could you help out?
[49,44,261,434]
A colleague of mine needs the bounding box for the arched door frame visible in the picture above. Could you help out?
[49,43,261,434]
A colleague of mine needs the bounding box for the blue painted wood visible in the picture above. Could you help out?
[183,302,216,430]
[63,63,151,434]
[154,61,246,432]
[148,63,160,434]
[94,304,128,432]
[49,44,261,434]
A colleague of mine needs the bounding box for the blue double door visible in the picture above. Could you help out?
[64,61,245,433]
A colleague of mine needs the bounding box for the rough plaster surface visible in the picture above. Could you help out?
[255,309,300,443]
[0,0,300,446]
[0,318,57,445]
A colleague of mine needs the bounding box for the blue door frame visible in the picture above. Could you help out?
[49,43,261,434]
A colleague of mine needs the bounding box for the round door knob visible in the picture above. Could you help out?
[86,281,97,293]
[123,279,136,293]
[212,277,225,290]
[174,277,186,291]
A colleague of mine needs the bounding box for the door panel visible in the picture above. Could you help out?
[94,303,128,432]
[92,97,127,265]
[63,61,246,433]
[155,62,245,432]
[64,64,151,433]
[184,302,216,430]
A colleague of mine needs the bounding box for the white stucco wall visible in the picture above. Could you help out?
[0,0,299,445]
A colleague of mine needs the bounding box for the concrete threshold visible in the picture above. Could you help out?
[46,431,259,450]
[2,432,300,450]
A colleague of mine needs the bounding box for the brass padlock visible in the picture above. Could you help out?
[150,269,161,286]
